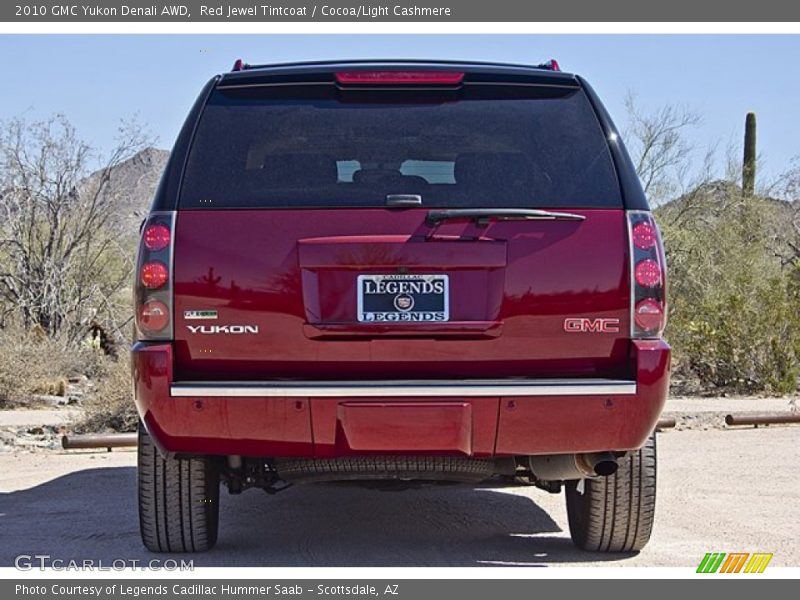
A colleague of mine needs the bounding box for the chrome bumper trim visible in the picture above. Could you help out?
[170,379,636,398]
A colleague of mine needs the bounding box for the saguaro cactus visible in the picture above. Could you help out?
[742,112,757,195]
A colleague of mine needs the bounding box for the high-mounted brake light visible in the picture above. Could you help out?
[335,71,465,85]
[135,211,175,341]
[628,212,667,338]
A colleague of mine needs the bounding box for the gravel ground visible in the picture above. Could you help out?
[666,396,795,413]
[0,409,82,428]
[662,396,797,431]
[0,425,797,567]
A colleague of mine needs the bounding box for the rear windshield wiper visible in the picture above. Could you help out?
[426,208,586,227]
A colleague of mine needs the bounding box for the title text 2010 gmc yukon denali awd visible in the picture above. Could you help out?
[132,59,670,554]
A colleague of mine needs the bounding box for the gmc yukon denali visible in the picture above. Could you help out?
[133,59,670,554]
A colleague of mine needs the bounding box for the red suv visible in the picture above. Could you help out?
[133,59,670,554]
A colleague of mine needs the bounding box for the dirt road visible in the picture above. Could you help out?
[1,426,797,567]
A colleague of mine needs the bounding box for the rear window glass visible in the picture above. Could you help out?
[180,84,621,209]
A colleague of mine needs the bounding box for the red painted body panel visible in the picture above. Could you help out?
[310,397,499,457]
[133,343,313,456]
[172,208,632,381]
[334,402,474,454]
[133,339,669,458]
[494,339,670,454]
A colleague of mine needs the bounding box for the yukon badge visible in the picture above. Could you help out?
[563,318,620,333]
[187,325,259,334]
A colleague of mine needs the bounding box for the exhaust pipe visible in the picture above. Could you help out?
[584,452,619,477]
[528,452,619,482]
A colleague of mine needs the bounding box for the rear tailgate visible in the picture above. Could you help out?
[173,208,629,380]
[171,70,631,381]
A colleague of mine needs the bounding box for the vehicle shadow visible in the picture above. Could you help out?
[0,465,635,567]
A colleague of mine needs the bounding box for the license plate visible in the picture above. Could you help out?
[357,274,449,323]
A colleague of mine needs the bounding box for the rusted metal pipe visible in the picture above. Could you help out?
[725,412,800,427]
[61,433,137,450]
[656,417,676,430]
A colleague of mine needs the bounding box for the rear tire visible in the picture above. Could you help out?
[565,433,656,552]
[137,424,220,552]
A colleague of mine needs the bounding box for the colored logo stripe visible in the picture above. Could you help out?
[697,552,773,573]
[697,553,726,573]
[744,553,773,573]
[720,553,749,573]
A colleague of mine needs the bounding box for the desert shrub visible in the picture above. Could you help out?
[75,350,137,433]
[0,326,104,408]
[0,115,145,346]
[659,185,800,394]
[673,277,800,394]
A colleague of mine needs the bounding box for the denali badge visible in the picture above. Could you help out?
[563,318,620,333]
[184,310,218,320]
[187,325,259,334]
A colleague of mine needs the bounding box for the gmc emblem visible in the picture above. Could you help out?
[563,318,620,333]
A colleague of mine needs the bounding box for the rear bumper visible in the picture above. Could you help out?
[133,339,670,458]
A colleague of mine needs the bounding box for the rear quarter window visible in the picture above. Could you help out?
[179,83,622,209]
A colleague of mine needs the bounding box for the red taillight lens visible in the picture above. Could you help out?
[140,261,168,289]
[634,299,664,331]
[629,211,667,339]
[136,212,174,341]
[335,71,464,85]
[138,300,170,332]
[143,223,171,251]
[634,259,662,288]
[632,221,657,250]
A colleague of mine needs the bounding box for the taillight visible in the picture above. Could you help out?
[335,71,465,85]
[138,300,170,333]
[143,223,171,251]
[134,212,175,341]
[634,299,664,331]
[628,211,667,338]
[631,221,657,249]
[634,259,662,288]
[140,261,168,289]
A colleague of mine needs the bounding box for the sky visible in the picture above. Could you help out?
[1,34,799,182]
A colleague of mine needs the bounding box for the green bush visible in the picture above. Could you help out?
[659,184,800,394]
